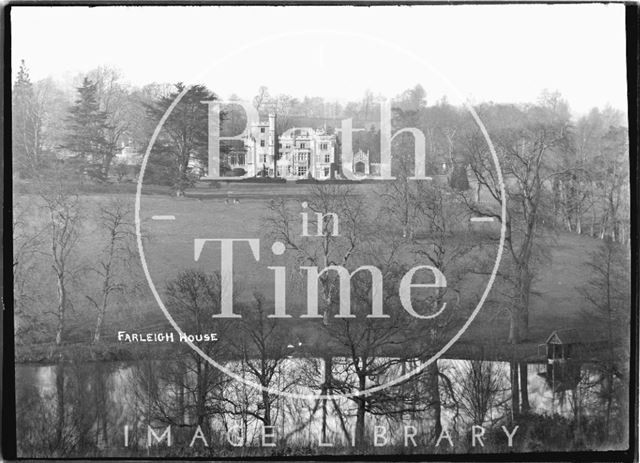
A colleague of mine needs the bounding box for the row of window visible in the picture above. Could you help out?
[257,139,330,151]
[258,128,328,149]
[260,154,332,163]
[260,154,331,162]
[259,141,309,149]
[296,166,331,177]
[285,142,329,150]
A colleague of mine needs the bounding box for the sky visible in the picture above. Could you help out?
[11,4,628,116]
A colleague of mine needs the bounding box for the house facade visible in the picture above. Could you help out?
[238,115,337,179]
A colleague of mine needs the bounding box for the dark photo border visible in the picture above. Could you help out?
[1,2,637,462]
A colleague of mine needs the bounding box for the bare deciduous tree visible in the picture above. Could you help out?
[228,293,293,429]
[266,183,369,325]
[579,239,630,434]
[40,183,82,346]
[85,198,138,344]
[13,199,46,341]
[461,100,570,343]
[88,66,135,178]
[454,360,507,426]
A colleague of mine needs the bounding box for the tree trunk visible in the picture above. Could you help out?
[510,361,520,419]
[94,231,116,344]
[519,362,530,413]
[56,363,65,448]
[321,355,332,444]
[508,309,519,344]
[93,310,104,344]
[572,386,582,442]
[355,398,365,449]
[101,152,114,179]
[55,272,66,346]
[177,361,186,423]
[93,289,109,344]
[262,390,271,427]
[518,307,529,342]
[355,372,366,448]
[196,362,208,428]
[321,398,328,444]
[176,159,188,197]
[95,364,109,447]
[516,266,532,342]
[426,361,442,441]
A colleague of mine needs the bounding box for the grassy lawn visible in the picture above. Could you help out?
[14,185,610,361]
[459,231,602,353]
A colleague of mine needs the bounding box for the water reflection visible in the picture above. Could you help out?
[15,357,628,457]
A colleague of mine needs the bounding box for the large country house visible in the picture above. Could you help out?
[226,114,338,179]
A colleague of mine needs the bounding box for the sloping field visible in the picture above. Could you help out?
[14,186,615,360]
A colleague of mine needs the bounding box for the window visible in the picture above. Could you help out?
[230,153,245,165]
[260,140,265,147]
[297,166,307,176]
[260,127,265,133]
[286,144,291,149]
[261,154,268,163]
[324,167,330,177]
[324,153,331,163]
[300,143,306,149]
[320,143,328,150]
[297,152,306,162]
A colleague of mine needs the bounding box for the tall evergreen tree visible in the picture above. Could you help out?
[12,60,42,176]
[63,77,110,180]
[145,83,216,196]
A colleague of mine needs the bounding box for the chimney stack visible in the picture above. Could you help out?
[269,113,278,177]
[268,113,276,133]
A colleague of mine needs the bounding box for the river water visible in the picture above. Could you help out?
[14,357,623,457]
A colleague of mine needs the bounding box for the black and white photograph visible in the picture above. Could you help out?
[4,3,636,460]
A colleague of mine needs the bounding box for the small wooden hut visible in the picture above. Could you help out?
[537,329,585,393]
[542,329,584,362]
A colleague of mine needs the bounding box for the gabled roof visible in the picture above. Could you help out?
[545,329,583,345]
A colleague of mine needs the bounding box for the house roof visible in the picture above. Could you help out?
[545,329,584,345]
